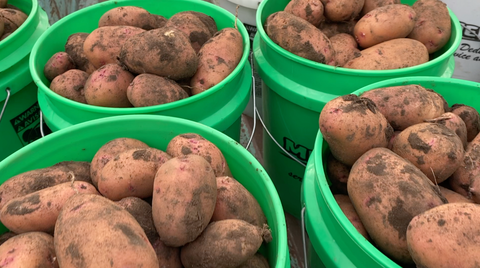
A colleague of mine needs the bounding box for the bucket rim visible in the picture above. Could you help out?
[29,0,252,115]
[0,0,39,46]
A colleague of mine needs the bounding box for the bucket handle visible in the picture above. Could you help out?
[301,206,309,268]
[0,88,11,125]
[39,111,46,138]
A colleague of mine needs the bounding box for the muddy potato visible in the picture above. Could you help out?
[450,133,480,200]
[438,186,474,204]
[321,0,365,22]
[407,203,480,268]
[119,26,198,80]
[0,18,3,37]
[152,154,217,247]
[90,137,150,187]
[361,0,400,16]
[116,197,159,243]
[319,94,393,166]
[326,151,351,195]
[407,0,451,54]
[166,133,232,177]
[0,161,91,210]
[318,20,357,38]
[0,32,11,41]
[0,232,58,268]
[49,69,89,103]
[0,8,27,35]
[83,63,134,107]
[330,33,361,67]
[348,147,447,265]
[0,0,7,8]
[426,112,469,148]
[44,52,76,81]
[0,181,99,234]
[354,4,417,48]
[99,147,171,201]
[0,232,16,246]
[284,0,324,27]
[335,195,370,241]
[55,194,159,267]
[64,32,97,74]
[151,236,183,268]
[127,74,189,107]
[238,253,270,268]
[344,38,429,70]
[450,104,480,142]
[83,25,145,69]
[265,11,336,65]
[98,6,165,30]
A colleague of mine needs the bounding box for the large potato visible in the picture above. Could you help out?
[98,6,166,30]
[265,11,336,65]
[344,38,429,70]
[320,0,365,22]
[318,20,356,38]
[127,74,189,107]
[284,0,324,27]
[49,69,89,104]
[330,33,361,67]
[348,147,447,265]
[0,232,58,267]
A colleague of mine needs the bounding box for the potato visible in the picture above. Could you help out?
[450,134,480,200]
[361,0,400,16]
[354,4,417,49]
[83,25,145,69]
[99,147,171,201]
[98,6,165,30]
[0,161,91,210]
[325,151,351,195]
[152,237,182,268]
[83,63,134,107]
[0,181,99,234]
[392,122,465,184]
[90,137,150,187]
[360,84,448,130]
[166,133,232,177]
[211,176,267,228]
[0,232,58,268]
[406,203,480,268]
[64,32,97,74]
[344,38,429,70]
[330,33,361,67]
[388,130,401,150]
[318,20,356,38]
[54,194,159,267]
[0,32,11,41]
[180,219,272,268]
[165,11,217,53]
[190,27,243,95]
[347,147,447,264]
[0,0,7,8]
[425,112,469,149]
[334,194,370,240]
[284,0,325,27]
[0,232,16,246]
[152,154,217,247]
[238,253,270,268]
[407,0,451,54]
[49,69,89,103]
[450,104,480,142]
[0,8,27,35]
[43,52,76,81]
[438,186,474,204]
[320,0,365,22]
[116,197,159,243]
[265,11,336,65]
[127,74,189,107]
[0,18,4,37]
[119,26,198,80]
[319,94,393,166]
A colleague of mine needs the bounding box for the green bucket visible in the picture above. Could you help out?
[29,0,252,142]
[301,76,480,268]
[0,114,291,268]
[253,0,462,219]
[0,0,49,161]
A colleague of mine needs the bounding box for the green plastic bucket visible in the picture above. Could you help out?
[0,114,290,268]
[0,0,49,161]
[301,76,480,268]
[29,0,252,142]
[253,0,462,219]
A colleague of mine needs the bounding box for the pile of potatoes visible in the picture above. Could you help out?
[319,85,480,267]
[265,0,452,70]
[43,5,244,108]
[0,0,28,41]
[0,133,272,268]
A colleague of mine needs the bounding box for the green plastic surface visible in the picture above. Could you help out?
[0,0,50,161]
[253,0,462,219]
[302,77,480,268]
[0,114,291,268]
[29,0,252,142]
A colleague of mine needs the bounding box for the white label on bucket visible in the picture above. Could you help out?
[9,102,50,145]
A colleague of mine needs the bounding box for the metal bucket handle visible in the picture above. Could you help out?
[0,88,11,125]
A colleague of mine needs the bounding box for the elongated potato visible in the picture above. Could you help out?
[407,203,480,268]
[318,20,356,38]
[0,232,58,268]
[152,154,217,247]
[54,194,159,268]
[265,11,336,65]
[354,4,417,48]
[348,147,447,265]
[284,0,324,27]
[321,0,365,22]
[0,161,91,210]
[334,194,370,240]
[127,73,189,107]
[190,27,243,95]
[98,6,166,30]
[344,38,429,70]
[0,181,99,234]
[438,186,474,204]
[450,134,480,199]
[64,32,97,74]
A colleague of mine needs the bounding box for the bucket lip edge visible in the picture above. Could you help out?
[29,0,252,115]
[255,0,463,76]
